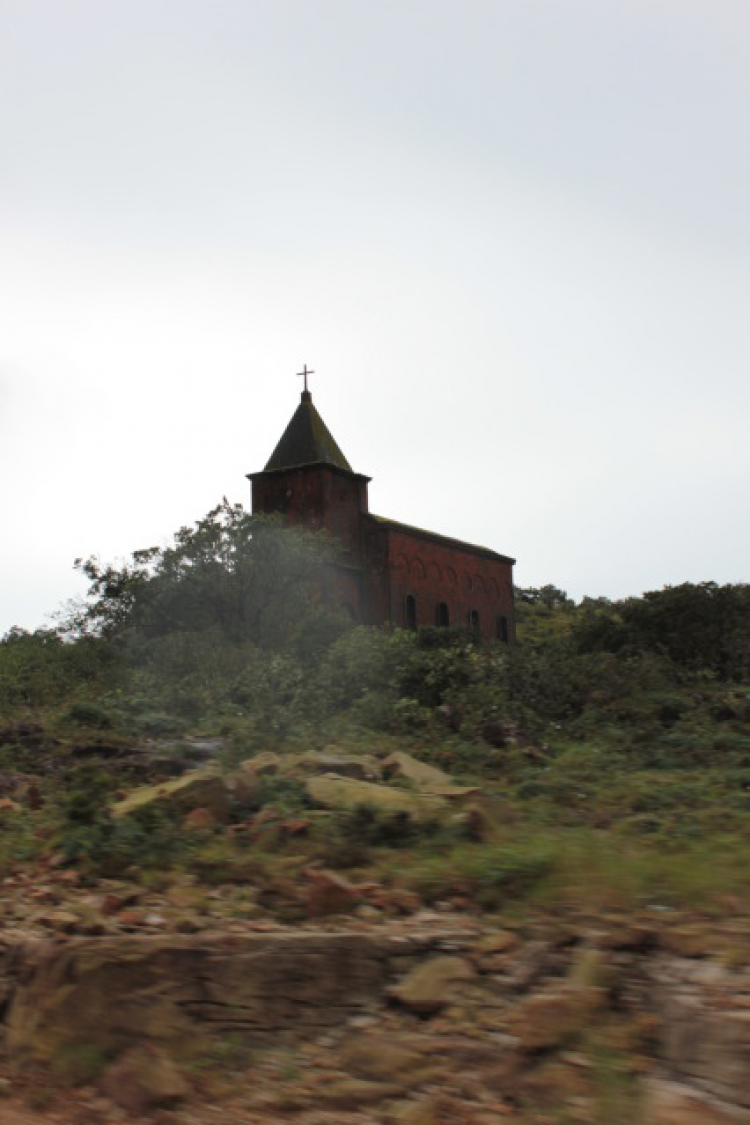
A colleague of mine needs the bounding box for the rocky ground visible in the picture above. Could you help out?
[1,740,748,1123]
[1,899,748,1125]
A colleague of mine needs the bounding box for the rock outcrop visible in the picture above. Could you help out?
[0,914,747,1123]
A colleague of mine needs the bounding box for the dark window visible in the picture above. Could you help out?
[436,602,449,628]
[496,614,509,643]
[405,594,417,630]
[468,609,480,633]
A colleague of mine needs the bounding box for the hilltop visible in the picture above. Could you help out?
[0,506,748,1122]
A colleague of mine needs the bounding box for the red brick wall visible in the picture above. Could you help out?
[252,467,326,529]
[252,466,368,561]
[379,526,515,642]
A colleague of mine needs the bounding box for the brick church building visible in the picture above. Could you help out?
[248,385,516,642]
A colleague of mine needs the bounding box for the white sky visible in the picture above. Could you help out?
[1,0,748,635]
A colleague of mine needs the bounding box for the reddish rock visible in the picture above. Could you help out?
[362,885,422,915]
[116,908,146,929]
[280,817,312,837]
[304,868,361,917]
[182,807,216,831]
[99,1044,188,1113]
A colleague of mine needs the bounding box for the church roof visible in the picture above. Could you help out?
[263,390,353,473]
[366,514,516,564]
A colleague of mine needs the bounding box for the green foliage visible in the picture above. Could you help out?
[404,841,555,908]
[63,701,115,728]
[573,582,750,680]
[69,502,333,651]
[55,766,193,876]
[325,803,441,853]
[0,627,109,711]
[515,585,578,648]
[0,807,42,874]
[245,775,312,815]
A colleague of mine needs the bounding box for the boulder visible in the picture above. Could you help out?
[381,751,453,791]
[305,776,446,821]
[111,768,229,823]
[474,930,520,956]
[507,985,605,1051]
[99,1044,188,1113]
[382,751,479,800]
[304,868,361,917]
[182,807,217,831]
[342,1035,433,1086]
[390,955,475,1015]
[240,751,284,777]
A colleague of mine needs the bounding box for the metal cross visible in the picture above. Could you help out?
[297,364,314,393]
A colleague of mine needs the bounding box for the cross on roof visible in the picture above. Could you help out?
[297,364,314,394]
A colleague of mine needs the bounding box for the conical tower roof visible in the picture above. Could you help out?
[263,390,353,473]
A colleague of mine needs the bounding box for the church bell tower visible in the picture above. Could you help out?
[247,374,370,560]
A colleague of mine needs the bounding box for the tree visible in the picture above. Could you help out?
[68,501,335,651]
[573,582,750,681]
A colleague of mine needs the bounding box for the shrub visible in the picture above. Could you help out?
[63,701,114,728]
[404,842,554,908]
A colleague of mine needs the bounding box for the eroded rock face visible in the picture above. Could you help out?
[652,955,750,1110]
[1,932,443,1061]
[0,919,748,1122]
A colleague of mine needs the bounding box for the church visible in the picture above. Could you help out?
[248,377,516,643]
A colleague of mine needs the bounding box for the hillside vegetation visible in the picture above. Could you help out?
[1,502,749,914]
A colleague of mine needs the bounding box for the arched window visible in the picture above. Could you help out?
[496,614,509,643]
[436,602,449,628]
[405,594,417,630]
[468,609,480,633]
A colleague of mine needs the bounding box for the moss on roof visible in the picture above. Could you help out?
[264,392,353,473]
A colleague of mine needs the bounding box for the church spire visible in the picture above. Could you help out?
[263,382,353,473]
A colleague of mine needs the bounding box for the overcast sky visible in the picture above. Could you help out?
[1,0,748,635]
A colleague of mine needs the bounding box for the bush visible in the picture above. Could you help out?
[63,701,114,728]
[404,842,554,908]
[55,765,194,876]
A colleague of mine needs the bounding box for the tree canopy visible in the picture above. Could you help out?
[68,501,335,651]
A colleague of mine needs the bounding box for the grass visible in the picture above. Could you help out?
[379,819,750,915]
